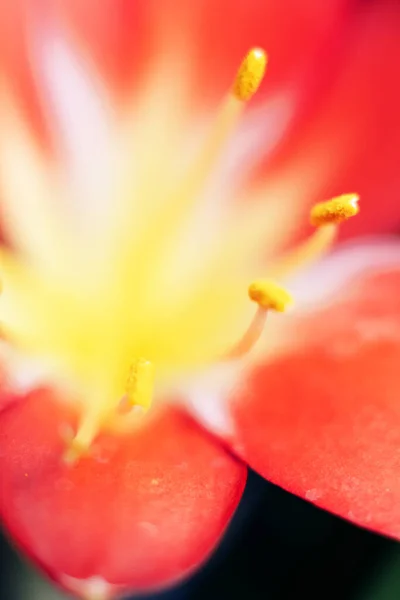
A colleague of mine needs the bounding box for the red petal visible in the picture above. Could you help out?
[165,0,349,105]
[53,0,148,95]
[0,390,245,595]
[0,0,50,146]
[229,260,400,539]
[55,0,349,101]
[256,0,400,239]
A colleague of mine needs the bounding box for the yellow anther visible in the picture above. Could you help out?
[310,193,360,227]
[233,48,268,102]
[125,358,155,411]
[248,280,293,312]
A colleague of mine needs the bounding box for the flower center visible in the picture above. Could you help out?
[0,45,359,463]
[64,192,358,463]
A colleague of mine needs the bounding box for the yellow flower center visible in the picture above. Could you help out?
[0,46,359,462]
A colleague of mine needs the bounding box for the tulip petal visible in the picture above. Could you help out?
[0,390,246,596]
[223,239,400,539]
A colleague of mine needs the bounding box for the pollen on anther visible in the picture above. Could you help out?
[248,280,293,312]
[310,194,360,227]
[126,358,155,411]
[233,48,268,102]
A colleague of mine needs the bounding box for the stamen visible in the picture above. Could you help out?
[226,280,292,359]
[269,225,338,279]
[310,193,360,227]
[225,193,359,361]
[125,358,155,411]
[131,47,269,288]
[63,409,100,465]
[226,306,267,359]
[63,359,154,464]
[269,193,360,279]
[191,47,266,181]
[248,280,293,311]
[175,47,267,198]
[232,48,268,102]
[168,47,268,199]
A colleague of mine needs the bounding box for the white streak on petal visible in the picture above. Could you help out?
[287,236,400,310]
[155,92,295,301]
[179,363,240,437]
[32,24,116,237]
[59,575,121,600]
[217,91,295,189]
[0,343,55,395]
[0,102,75,278]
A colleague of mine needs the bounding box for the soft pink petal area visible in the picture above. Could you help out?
[228,251,400,539]
[53,0,148,95]
[256,0,400,239]
[0,390,246,595]
[0,0,50,146]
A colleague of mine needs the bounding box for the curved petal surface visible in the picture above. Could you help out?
[256,0,400,240]
[227,240,400,539]
[0,390,246,596]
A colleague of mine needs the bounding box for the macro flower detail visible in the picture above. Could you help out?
[1,1,400,599]
[0,45,358,468]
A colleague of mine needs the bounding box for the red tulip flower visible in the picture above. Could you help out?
[1,1,400,599]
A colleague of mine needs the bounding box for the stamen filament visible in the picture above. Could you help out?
[63,359,154,464]
[179,94,243,202]
[269,194,360,279]
[129,48,269,293]
[226,306,267,359]
[63,407,102,464]
[268,224,337,279]
[226,193,359,361]
[225,280,291,360]
[183,47,267,197]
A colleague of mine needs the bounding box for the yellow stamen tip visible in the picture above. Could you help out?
[248,280,293,312]
[126,357,155,411]
[233,48,268,102]
[310,193,360,227]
